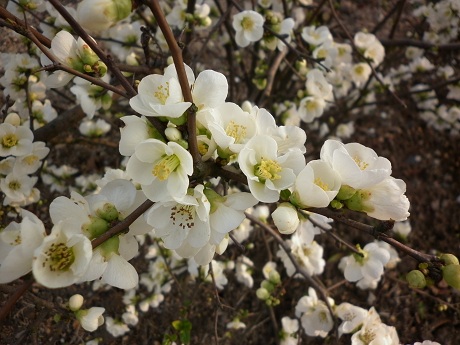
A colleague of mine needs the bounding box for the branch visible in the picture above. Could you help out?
[91,199,154,248]
[141,0,201,165]
[47,0,137,98]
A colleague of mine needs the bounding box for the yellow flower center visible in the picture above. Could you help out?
[353,156,369,170]
[2,134,18,148]
[254,158,282,182]
[23,155,39,165]
[314,177,330,191]
[44,242,75,272]
[225,121,247,144]
[152,154,180,181]
[354,65,365,75]
[8,180,21,191]
[241,16,255,31]
[153,82,170,105]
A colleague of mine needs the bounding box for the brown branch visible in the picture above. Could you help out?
[33,105,85,142]
[142,0,201,165]
[380,38,460,51]
[308,207,437,263]
[47,0,137,98]
[91,199,154,248]
[0,276,35,323]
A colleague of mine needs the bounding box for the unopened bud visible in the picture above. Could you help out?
[84,216,109,238]
[406,270,426,289]
[69,294,84,311]
[96,203,119,222]
[256,288,270,300]
[442,264,460,290]
[440,253,459,266]
[272,202,299,235]
[268,270,281,285]
[165,127,183,142]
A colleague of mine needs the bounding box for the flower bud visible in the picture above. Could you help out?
[261,280,275,293]
[442,264,460,290]
[336,185,356,201]
[84,216,109,238]
[77,0,132,32]
[440,253,459,266]
[165,127,183,142]
[4,113,21,126]
[69,294,84,311]
[268,270,281,285]
[96,203,119,222]
[256,287,270,300]
[272,202,300,235]
[406,270,426,289]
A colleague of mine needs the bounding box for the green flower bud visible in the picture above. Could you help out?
[99,236,120,257]
[336,185,357,201]
[113,0,132,21]
[92,61,107,78]
[261,280,275,293]
[256,288,270,300]
[96,203,119,222]
[84,216,109,239]
[406,270,426,289]
[344,190,374,213]
[79,44,100,66]
[442,264,460,290]
[268,271,281,285]
[440,253,459,266]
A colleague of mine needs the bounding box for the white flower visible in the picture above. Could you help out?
[301,26,332,46]
[70,76,113,119]
[32,222,92,288]
[0,123,33,157]
[126,138,193,202]
[13,141,49,175]
[76,0,132,33]
[76,307,105,332]
[272,202,300,235]
[118,115,158,157]
[306,69,333,99]
[227,319,246,330]
[145,184,210,251]
[295,287,334,338]
[298,96,326,123]
[41,31,106,88]
[347,177,410,221]
[238,135,305,202]
[233,10,265,47]
[350,307,399,345]
[105,317,130,337]
[0,172,37,205]
[354,32,376,49]
[0,209,46,283]
[339,242,390,286]
[205,102,257,155]
[235,255,254,288]
[291,159,341,208]
[320,139,392,189]
[79,118,111,137]
[351,63,372,86]
[335,302,368,336]
[280,316,299,345]
[413,341,441,345]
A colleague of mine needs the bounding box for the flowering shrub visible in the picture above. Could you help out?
[0,0,459,344]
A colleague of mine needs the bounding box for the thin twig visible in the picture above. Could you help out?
[0,276,35,323]
[142,0,201,163]
[47,0,137,98]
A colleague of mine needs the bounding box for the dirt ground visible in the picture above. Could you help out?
[1,0,460,344]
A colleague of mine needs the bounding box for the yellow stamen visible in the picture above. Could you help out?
[2,134,18,148]
[152,154,180,181]
[353,156,369,170]
[153,82,170,105]
[254,158,282,182]
[314,177,330,191]
[43,242,75,272]
[225,121,247,144]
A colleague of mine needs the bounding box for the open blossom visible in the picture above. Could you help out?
[301,25,332,46]
[280,316,299,345]
[0,172,38,205]
[41,31,107,88]
[335,302,368,337]
[350,307,399,345]
[0,209,46,283]
[295,287,334,337]
[126,139,193,202]
[339,242,390,287]
[233,10,265,47]
[238,135,305,202]
[32,222,92,288]
[130,64,228,120]
[320,139,392,189]
[291,159,341,208]
[76,307,105,332]
[0,123,33,157]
